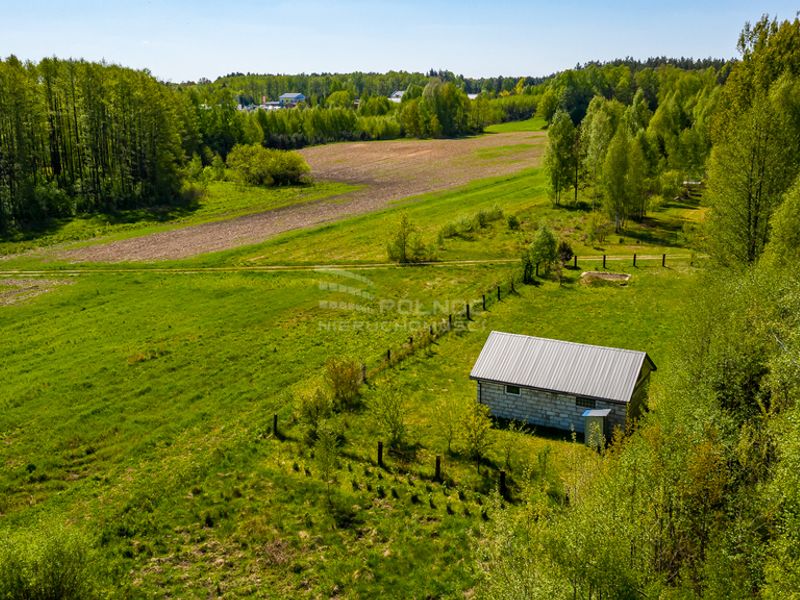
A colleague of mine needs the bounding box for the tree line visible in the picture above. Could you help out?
[542,60,722,230]
[480,15,800,598]
[0,57,196,231]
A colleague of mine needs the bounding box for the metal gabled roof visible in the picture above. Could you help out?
[470,331,656,404]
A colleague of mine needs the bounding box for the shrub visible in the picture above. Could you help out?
[226,144,310,186]
[297,387,333,442]
[371,389,408,448]
[324,357,362,410]
[0,525,97,599]
[557,240,574,264]
[462,402,493,463]
[507,215,520,230]
[586,212,610,245]
[529,224,558,274]
[387,214,436,263]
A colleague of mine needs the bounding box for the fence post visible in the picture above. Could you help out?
[466,303,471,321]
[573,255,577,268]
[497,286,501,301]
[387,348,391,363]
[272,414,278,437]
[603,254,606,269]
[430,324,434,336]
[377,441,384,468]
[482,294,486,311]
[510,277,515,293]
[448,314,452,329]
[633,253,637,267]
[662,253,666,267]
[435,456,441,482]
[409,336,413,346]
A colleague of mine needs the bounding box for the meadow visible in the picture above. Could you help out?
[0,151,703,596]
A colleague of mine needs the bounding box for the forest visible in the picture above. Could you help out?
[480,15,800,599]
[1,55,731,233]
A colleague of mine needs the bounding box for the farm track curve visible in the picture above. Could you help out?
[60,131,545,264]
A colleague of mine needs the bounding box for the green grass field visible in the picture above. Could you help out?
[0,180,357,256]
[484,116,547,133]
[0,155,703,596]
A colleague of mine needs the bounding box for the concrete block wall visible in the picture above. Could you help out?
[477,380,627,435]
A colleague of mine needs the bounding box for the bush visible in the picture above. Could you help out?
[0,524,97,599]
[529,224,558,274]
[324,357,362,410]
[438,206,505,242]
[357,115,402,140]
[507,215,520,230]
[297,387,333,443]
[371,389,408,449]
[557,240,574,264]
[387,213,436,263]
[462,402,493,462]
[226,144,310,186]
[586,212,610,245]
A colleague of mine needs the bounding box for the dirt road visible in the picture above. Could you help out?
[63,131,544,263]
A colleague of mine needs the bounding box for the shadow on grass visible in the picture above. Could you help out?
[492,415,584,443]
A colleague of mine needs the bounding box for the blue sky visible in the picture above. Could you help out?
[1,1,798,81]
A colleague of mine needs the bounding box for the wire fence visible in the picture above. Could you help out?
[360,252,698,382]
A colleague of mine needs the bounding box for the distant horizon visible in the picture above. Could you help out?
[2,1,797,83]
[0,55,735,85]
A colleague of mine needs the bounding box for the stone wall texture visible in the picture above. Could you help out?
[477,380,628,434]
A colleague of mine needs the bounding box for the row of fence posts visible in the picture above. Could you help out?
[371,277,518,378]
[268,415,510,499]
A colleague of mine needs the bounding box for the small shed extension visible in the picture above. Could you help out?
[470,332,656,437]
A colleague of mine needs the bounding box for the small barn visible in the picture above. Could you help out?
[470,332,656,438]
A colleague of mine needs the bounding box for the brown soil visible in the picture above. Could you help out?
[62,131,544,263]
[0,278,74,306]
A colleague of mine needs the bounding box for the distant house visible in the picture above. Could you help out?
[388,90,405,103]
[470,332,656,440]
[279,92,306,107]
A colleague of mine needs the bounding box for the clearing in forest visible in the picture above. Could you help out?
[62,130,545,263]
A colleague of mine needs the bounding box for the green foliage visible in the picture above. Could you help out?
[557,240,573,264]
[765,175,800,265]
[438,206,504,242]
[325,90,354,108]
[706,90,800,265]
[543,110,577,205]
[387,213,435,263]
[462,402,493,462]
[314,421,341,505]
[537,87,561,123]
[399,80,474,138]
[0,524,98,599]
[0,56,188,231]
[529,224,558,275]
[324,357,362,410]
[226,144,310,186]
[298,387,334,443]
[506,215,520,230]
[585,211,610,245]
[370,389,407,449]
